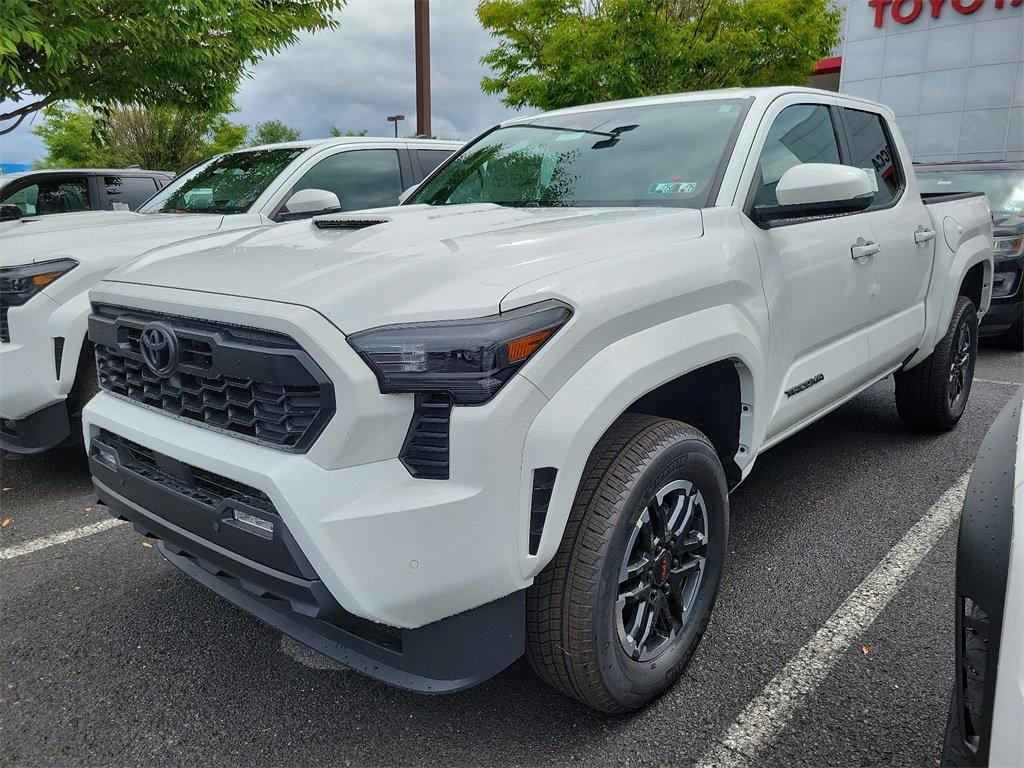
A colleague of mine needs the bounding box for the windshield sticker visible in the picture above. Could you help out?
[647,181,698,195]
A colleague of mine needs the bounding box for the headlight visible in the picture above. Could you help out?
[0,258,78,307]
[349,300,572,404]
[994,236,1023,255]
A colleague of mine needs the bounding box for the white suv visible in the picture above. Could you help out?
[83,88,992,711]
[0,137,459,453]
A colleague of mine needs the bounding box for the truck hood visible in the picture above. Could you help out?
[0,211,235,269]
[993,211,1024,237]
[1,210,146,236]
[107,203,705,332]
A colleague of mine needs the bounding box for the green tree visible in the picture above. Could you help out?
[329,127,367,137]
[476,0,842,111]
[32,102,249,171]
[30,102,103,168]
[249,119,302,146]
[0,0,345,134]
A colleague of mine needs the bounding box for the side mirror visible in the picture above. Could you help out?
[398,183,420,204]
[0,203,23,222]
[756,164,875,224]
[284,188,341,216]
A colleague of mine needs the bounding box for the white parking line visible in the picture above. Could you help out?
[0,518,127,561]
[975,378,1023,387]
[698,470,972,768]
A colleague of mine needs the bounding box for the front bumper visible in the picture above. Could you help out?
[980,256,1023,336]
[0,400,71,454]
[89,427,525,692]
[979,297,1023,337]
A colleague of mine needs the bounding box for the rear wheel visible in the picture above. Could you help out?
[895,295,978,431]
[525,414,729,712]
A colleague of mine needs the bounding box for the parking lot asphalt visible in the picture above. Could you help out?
[2,346,1021,768]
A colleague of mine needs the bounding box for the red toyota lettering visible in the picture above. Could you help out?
[893,0,924,22]
[952,0,983,12]
[869,0,894,26]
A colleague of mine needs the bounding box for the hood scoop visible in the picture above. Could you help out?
[314,216,391,231]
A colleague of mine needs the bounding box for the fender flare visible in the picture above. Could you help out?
[44,289,92,397]
[905,231,992,371]
[517,303,763,580]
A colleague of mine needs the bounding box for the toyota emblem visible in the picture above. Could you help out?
[139,322,179,376]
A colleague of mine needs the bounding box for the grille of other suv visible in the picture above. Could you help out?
[89,305,335,451]
[0,304,9,343]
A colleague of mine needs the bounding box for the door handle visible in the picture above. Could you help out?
[914,227,936,244]
[851,241,880,260]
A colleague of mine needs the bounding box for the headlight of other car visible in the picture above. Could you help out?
[0,258,78,307]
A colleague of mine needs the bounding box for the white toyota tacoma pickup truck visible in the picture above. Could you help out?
[0,137,459,453]
[83,87,993,712]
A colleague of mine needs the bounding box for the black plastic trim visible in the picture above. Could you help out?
[400,393,452,479]
[529,467,557,556]
[0,400,71,454]
[923,191,988,205]
[944,389,1021,765]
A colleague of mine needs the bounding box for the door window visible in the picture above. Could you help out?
[105,175,159,210]
[1,176,91,216]
[753,104,842,207]
[842,108,903,208]
[417,149,453,176]
[287,149,403,214]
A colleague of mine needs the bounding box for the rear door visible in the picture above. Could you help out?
[102,174,162,210]
[738,96,879,442]
[838,106,934,374]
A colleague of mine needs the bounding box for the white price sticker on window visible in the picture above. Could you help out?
[861,168,878,193]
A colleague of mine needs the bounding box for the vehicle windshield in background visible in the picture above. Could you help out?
[916,169,1024,215]
[411,100,747,209]
[139,148,304,215]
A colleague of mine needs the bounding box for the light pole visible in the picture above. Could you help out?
[386,114,405,138]
[414,0,431,137]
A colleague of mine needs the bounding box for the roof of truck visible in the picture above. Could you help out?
[502,86,887,125]
[244,136,464,152]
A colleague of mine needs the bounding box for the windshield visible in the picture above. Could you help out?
[410,100,748,209]
[139,147,304,215]
[916,169,1024,215]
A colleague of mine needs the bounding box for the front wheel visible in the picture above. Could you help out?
[525,414,729,713]
[895,295,978,431]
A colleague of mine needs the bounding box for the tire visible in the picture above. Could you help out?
[525,413,729,713]
[895,295,978,431]
[69,357,100,418]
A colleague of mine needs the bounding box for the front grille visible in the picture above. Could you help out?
[96,428,274,513]
[0,304,9,343]
[89,305,334,451]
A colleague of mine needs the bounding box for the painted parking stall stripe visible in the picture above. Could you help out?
[698,470,972,768]
[0,518,127,561]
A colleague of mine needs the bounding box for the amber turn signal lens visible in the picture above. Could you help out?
[507,329,553,364]
[31,272,64,287]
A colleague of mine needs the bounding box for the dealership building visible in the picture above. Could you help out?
[810,0,1023,162]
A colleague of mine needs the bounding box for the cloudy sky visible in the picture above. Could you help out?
[0,0,522,165]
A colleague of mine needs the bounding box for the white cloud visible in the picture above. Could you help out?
[0,0,523,165]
